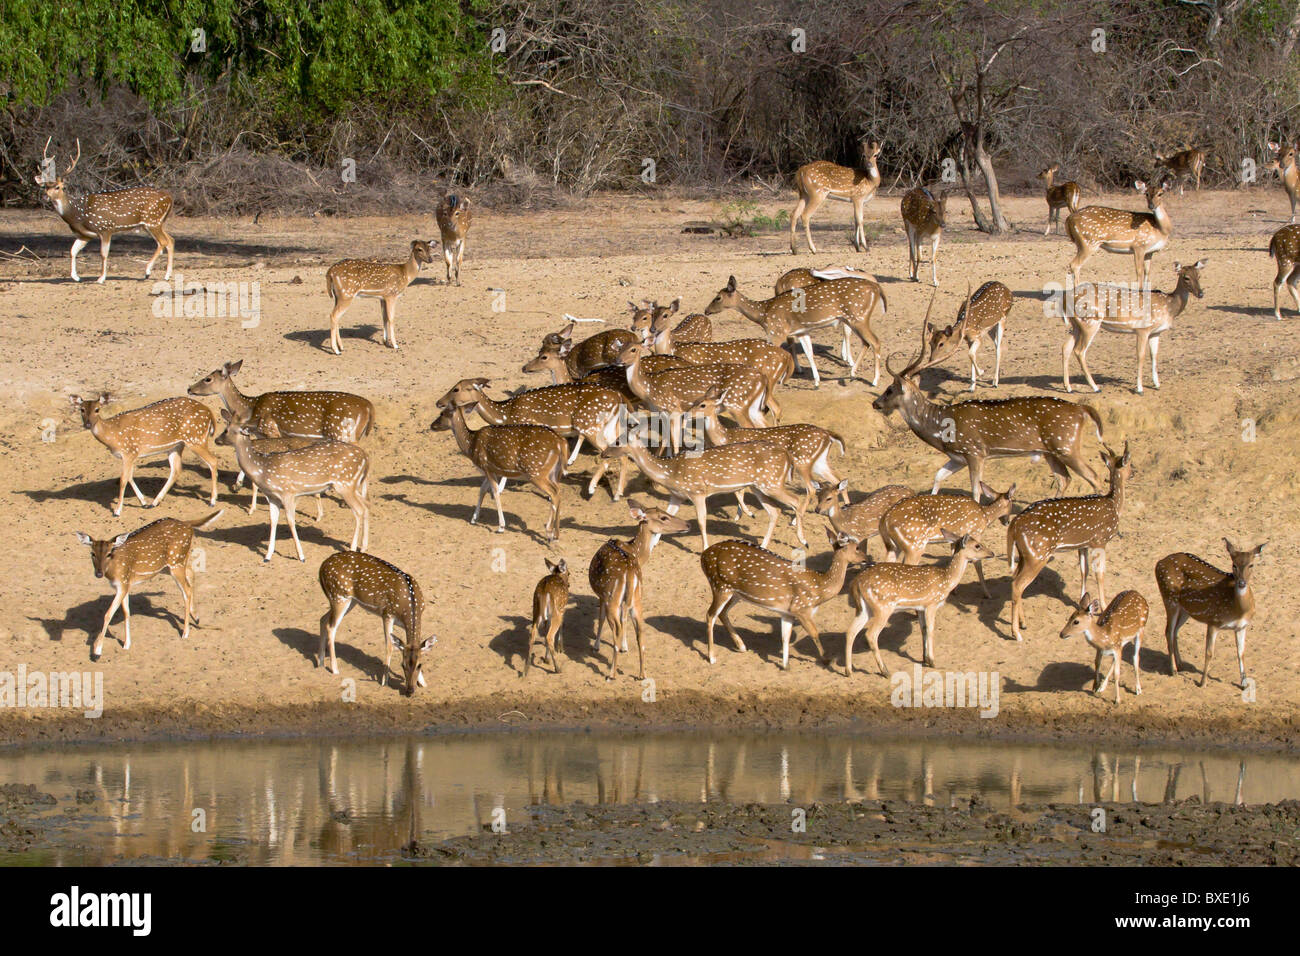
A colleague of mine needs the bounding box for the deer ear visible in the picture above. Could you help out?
[226,360,242,375]
[939,529,960,543]
[1006,483,1017,499]
[667,297,681,314]
[74,531,92,546]
[420,636,437,651]
[1134,180,1146,192]
[1269,141,1280,151]
[113,533,131,548]
[390,633,406,651]
[1194,258,1208,269]
[627,300,639,312]
[726,275,737,291]
[99,392,111,405]
[69,395,81,407]
[1254,542,1267,555]
[1087,598,1103,616]
[220,408,233,422]
[837,479,848,491]
[1223,537,1237,555]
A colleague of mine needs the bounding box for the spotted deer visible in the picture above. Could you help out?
[589,499,691,681]
[700,528,870,669]
[773,266,862,296]
[1266,141,1300,223]
[435,193,472,285]
[522,339,686,404]
[1063,259,1206,393]
[630,298,711,344]
[1156,539,1265,689]
[879,482,1015,597]
[704,275,886,386]
[232,423,323,518]
[844,532,995,676]
[35,138,174,283]
[430,403,566,542]
[324,239,436,353]
[1065,180,1173,289]
[1059,590,1149,703]
[1006,444,1132,642]
[217,410,370,561]
[789,138,882,254]
[901,187,949,286]
[924,281,1014,390]
[75,510,223,661]
[1268,224,1300,320]
[815,482,914,554]
[1037,164,1081,235]
[71,394,220,516]
[318,551,436,695]
[540,321,643,378]
[523,558,569,676]
[649,319,795,420]
[1154,148,1205,195]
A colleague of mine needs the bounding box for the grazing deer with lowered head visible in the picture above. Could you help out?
[924,281,1014,391]
[901,187,949,286]
[589,499,691,681]
[815,481,914,553]
[325,239,436,353]
[1156,539,1265,689]
[435,193,472,285]
[1059,590,1148,703]
[76,510,223,661]
[1065,180,1173,290]
[1268,224,1300,320]
[71,394,220,516]
[1006,443,1132,641]
[844,532,995,677]
[318,551,436,695]
[35,138,174,283]
[1266,140,1300,223]
[1037,164,1081,235]
[524,558,569,676]
[1153,148,1205,195]
[789,138,882,254]
[1063,259,1206,394]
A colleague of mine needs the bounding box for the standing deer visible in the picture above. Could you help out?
[34,138,174,283]
[1005,443,1132,642]
[71,394,220,516]
[232,422,323,518]
[324,239,436,353]
[1063,259,1206,393]
[700,529,870,669]
[789,138,882,254]
[1059,590,1149,703]
[1037,164,1081,235]
[217,411,370,561]
[773,266,862,296]
[435,193,472,285]
[318,551,436,695]
[1154,148,1205,195]
[649,320,794,421]
[843,532,995,677]
[815,482,914,553]
[901,187,949,286]
[1266,141,1299,223]
[923,281,1014,390]
[1065,180,1173,289]
[1268,224,1300,320]
[589,499,691,681]
[1156,539,1265,689]
[75,510,223,660]
[523,558,569,676]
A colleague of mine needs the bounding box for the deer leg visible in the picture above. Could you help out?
[929,235,941,287]
[183,561,199,625]
[1009,558,1044,641]
[538,475,561,543]
[930,457,965,495]
[1276,271,1287,321]
[319,600,351,674]
[1199,625,1216,688]
[778,616,794,670]
[1287,266,1300,312]
[170,567,193,639]
[144,225,165,277]
[789,197,806,254]
[848,320,882,385]
[630,584,646,679]
[922,606,939,667]
[853,199,866,252]
[546,614,563,673]
[907,234,919,281]
[1164,603,1185,675]
[188,441,221,506]
[96,233,111,283]
[843,605,869,677]
[70,238,88,281]
[865,615,890,677]
[523,614,540,677]
[1133,329,1151,394]
[488,478,507,534]
[797,335,820,387]
[1234,626,1247,689]
[385,297,400,349]
[566,436,584,465]
[471,478,490,525]
[802,192,826,254]
[706,589,734,663]
[1067,245,1093,290]
[1132,631,1143,696]
[1090,548,1107,606]
[1093,647,1103,691]
[1147,334,1161,390]
[92,587,125,660]
[119,592,132,650]
[1076,321,1102,393]
[793,609,828,664]
[283,494,306,561]
[605,598,624,682]
[992,324,1004,387]
[147,450,183,508]
[975,558,990,599]
[967,339,980,391]
[381,615,395,686]
[327,297,350,355]
[1095,650,1116,698]
[115,455,137,515]
[265,500,281,561]
[695,496,711,551]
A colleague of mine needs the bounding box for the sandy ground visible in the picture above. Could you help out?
[0,186,1297,751]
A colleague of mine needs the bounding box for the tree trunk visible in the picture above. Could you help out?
[957,154,993,233]
[973,138,1013,233]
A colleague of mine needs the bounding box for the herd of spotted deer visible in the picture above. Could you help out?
[36,134,1285,703]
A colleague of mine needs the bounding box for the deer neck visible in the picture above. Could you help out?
[401,250,422,285]
[1167,275,1193,318]
[623,356,653,403]
[1041,171,1055,195]
[625,445,671,484]
[651,328,674,355]
[732,293,780,335]
[469,390,509,425]
[700,414,728,446]
[214,378,256,421]
[446,407,477,458]
[1147,202,1172,237]
[899,382,948,451]
[814,547,857,601]
[1106,470,1127,515]
[226,431,264,482]
[625,522,658,568]
[940,552,973,598]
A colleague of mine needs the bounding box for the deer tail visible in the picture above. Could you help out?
[189,509,225,532]
[1006,523,1017,572]
[1081,402,1104,443]
[828,431,847,456]
[1269,233,1279,260]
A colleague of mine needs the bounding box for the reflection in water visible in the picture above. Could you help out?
[1,733,1294,865]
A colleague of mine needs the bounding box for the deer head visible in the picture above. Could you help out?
[188,360,244,397]
[74,529,130,579]
[70,392,111,428]
[704,276,741,315]
[1223,539,1266,594]
[389,632,437,697]
[1172,259,1207,299]
[1058,592,1105,642]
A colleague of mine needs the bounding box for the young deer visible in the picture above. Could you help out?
[815,482,914,553]
[923,281,1014,390]
[1154,148,1205,195]
[589,499,691,680]
[1156,539,1265,689]
[35,138,174,283]
[430,403,566,542]
[901,187,949,286]
[324,239,436,353]
[878,482,1015,597]
[1268,224,1300,320]
[217,410,370,561]
[1065,180,1173,289]
[1063,259,1206,393]
[318,551,436,695]
[75,510,223,660]
[650,321,794,421]
[1006,443,1132,642]
[1037,164,1081,235]
[700,529,869,669]
[1266,141,1300,223]
[789,138,883,254]
[435,193,472,285]
[704,275,886,386]
[844,532,995,677]
[71,394,220,516]
[1059,590,1149,703]
[523,558,569,676]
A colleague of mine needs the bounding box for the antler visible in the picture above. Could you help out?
[902,289,939,376]
[65,138,81,178]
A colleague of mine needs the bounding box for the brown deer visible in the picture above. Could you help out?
[844,532,995,676]
[704,275,886,386]
[1059,590,1149,703]
[1005,443,1132,642]
[773,266,862,296]
[1065,180,1173,289]
[923,281,1014,390]
[1266,140,1300,223]
[901,187,949,286]
[71,394,220,516]
[1037,164,1081,235]
[318,551,436,695]
[523,558,569,676]
[217,410,370,561]
[1154,148,1205,195]
[540,321,642,378]
[232,422,323,518]
[1268,224,1300,320]
[629,298,711,344]
[522,339,685,404]
[589,499,691,681]
[435,193,472,285]
[649,319,794,421]
[1063,259,1206,393]
[700,528,870,669]
[188,360,374,440]
[430,403,566,542]
[815,482,914,553]
[1156,539,1265,689]
[35,138,174,283]
[75,510,223,660]
[324,239,436,353]
[789,138,882,254]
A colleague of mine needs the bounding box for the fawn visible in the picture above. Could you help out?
[1059,590,1149,703]
[524,558,570,676]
